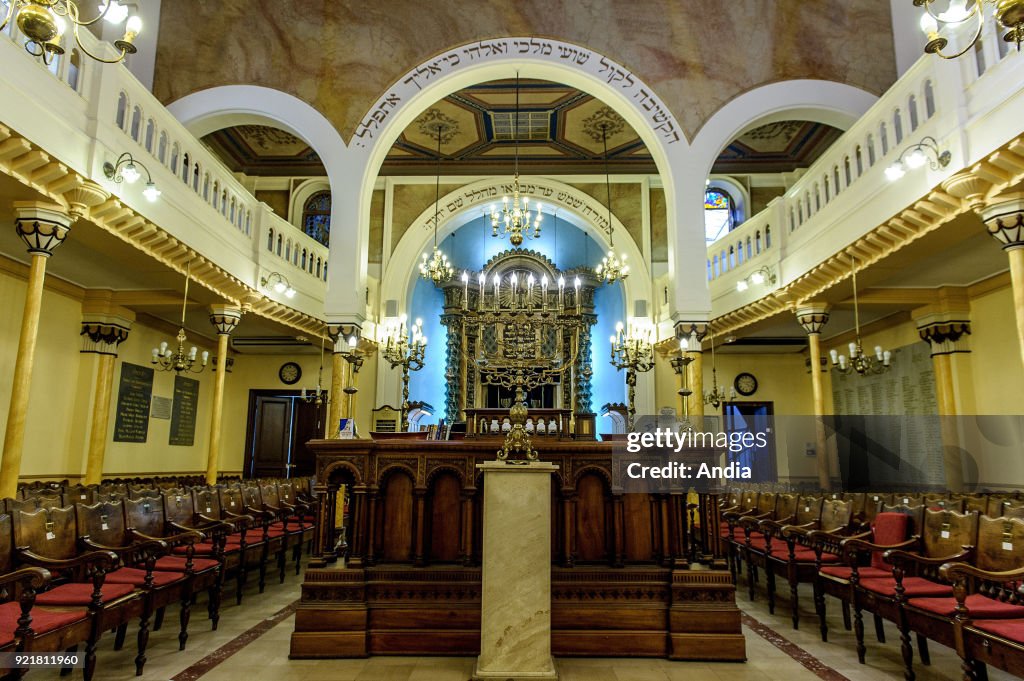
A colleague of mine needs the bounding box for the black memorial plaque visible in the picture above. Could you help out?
[113,363,154,443]
[169,375,200,446]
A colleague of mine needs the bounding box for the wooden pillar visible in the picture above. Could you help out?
[980,196,1024,369]
[917,314,972,493]
[460,491,474,566]
[205,305,241,485]
[0,203,75,499]
[365,489,379,566]
[80,308,133,485]
[561,493,575,567]
[611,495,624,568]
[347,487,367,568]
[797,304,832,492]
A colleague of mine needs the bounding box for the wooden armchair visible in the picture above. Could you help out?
[0,514,94,677]
[193,487,256,606]
[12,506,139,681]
[75,500,192,670]
[897,516,1024,681]
[278,481,317,556]
[159,491,229,625]
[857,508,979,681]
[740,493,800,606]
[720,491,764,586]
[237,483,289,588]
[219,485,274,595]
[259,481,313,575]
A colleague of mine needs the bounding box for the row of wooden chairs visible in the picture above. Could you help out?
[0,477,317,680]
[722,489,1024,681]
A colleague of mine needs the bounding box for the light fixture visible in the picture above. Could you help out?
[103,152,161,202]
[152,260,208,374]
[829,256,893,376]
[300,334,330,407]
[593,121,630,284]
[916,0,1023,58]
[885,136,951,181]
[703,324,735,409]
[735,266,777,292]
[419,117,455,284]
[609,319,656,428]
[490,73,542,247]
[380,314,428,432]
[261,271,296,298]
[1,0,143,65]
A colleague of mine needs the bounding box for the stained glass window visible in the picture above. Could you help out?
[302,191,331,247]
[704,189,733,244]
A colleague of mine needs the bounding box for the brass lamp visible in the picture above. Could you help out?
[916,0,1024,58]
[1,0,143,65]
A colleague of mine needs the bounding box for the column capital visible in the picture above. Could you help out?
[328,322,362,349]
[980,194,1024,251]
[916,315,972,356]
[209,305,242,335]
[13,201,73,257]
[941,172,993,212]
[795,303,831,335]
[673,321,708,346]
[62,181,110,222]
[80,314,133,356]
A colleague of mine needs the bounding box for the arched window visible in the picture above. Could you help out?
[844,156,852,185]
[924,80,936,117]
[144,119,155,152]
[116,92,128,130]
[855,145,864,175]
[893,109,904,143]
[866,135,876,166]
[67,49,81,91]
[158,132,168,164]
[879,122,889,155]
[268,228,275,252]
[130,106,142,141]
[824,176,831,202]
[302,191,332,246]
[704,188,733,244]
[276,234,282,256]
[301,248,307,269]
[908,95,919,130]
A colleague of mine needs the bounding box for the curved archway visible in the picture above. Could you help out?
[691,79,878,176]
[382,177,652,315]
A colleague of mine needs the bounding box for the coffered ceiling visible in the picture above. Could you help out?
[201,80,842,178]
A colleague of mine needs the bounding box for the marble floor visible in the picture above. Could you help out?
[21,566,1013,681]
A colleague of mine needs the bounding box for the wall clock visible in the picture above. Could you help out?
[279,361,302,385]
[734,372,758,396]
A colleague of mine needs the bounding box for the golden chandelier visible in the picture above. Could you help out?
[593,121,629,284]
[419,118,454,285]
[2,1,143,65]
[917,0,1023,58]
[490,73,543,247]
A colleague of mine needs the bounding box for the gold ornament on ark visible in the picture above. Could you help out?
[2,1,143,65]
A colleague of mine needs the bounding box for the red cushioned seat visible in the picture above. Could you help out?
[0,601,88,645]
[820,566,891,580]
[302,515,316,522]
[908,594,1024,619]
[151,556,219,572]
[869,513,910,570]
[859,577,952,598]
[972,619,1024,644]
[270,521,312,532]
[104,567,184,588]
[35,582,136,606]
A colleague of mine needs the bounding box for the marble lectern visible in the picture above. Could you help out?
[473,460,559,681]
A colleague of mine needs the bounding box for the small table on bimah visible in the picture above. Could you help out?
[473,460,559,681]
[464,407,572,439]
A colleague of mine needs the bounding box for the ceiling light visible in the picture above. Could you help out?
[735,279,749,292]
[103,152,160,201]
[885,162,907,181]
[98,1,128,23]
[905,149,927,169]
[142,182,160,202]
[120,161,140,183]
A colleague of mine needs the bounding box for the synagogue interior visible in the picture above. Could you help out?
[1,1,1024,680]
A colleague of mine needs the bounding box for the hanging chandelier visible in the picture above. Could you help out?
[2,1,143,65]
[490,73,543,247]
[593,121,629,284]
[916,0,1023,58]
[829,256,893,376]
[419,117,455,284]
[703,324,735,409]
[152,261,208,374]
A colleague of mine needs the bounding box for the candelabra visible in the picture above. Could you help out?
[829,256,893,376]
[456,267,586,461]
[609,321,656,429]
[490,73,543,247]
[300,336,330,407]
[1,0,143,65]
[380,315,427,432]
[670,335,696,431]
[152,262,209,374]
[702,327,735,409]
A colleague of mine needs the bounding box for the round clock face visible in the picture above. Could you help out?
[279,362,302,385]
[734,372,758,396]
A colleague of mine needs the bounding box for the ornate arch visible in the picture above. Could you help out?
[323,460,363,486]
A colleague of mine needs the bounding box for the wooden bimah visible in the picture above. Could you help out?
[290,438,745,662]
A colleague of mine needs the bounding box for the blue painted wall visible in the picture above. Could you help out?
[407,214,626,425]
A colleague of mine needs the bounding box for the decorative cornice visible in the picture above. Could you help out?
[673,321,708,348]
[795,303,830,335]
[62,181,109,221]
[80,316,132,356]
[980,194,1024,251]
[13,201,73,257]
[917,319,972,356]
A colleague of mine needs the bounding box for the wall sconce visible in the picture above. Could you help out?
[735,266,777,292]
[261,271,296,298]
[885,136,951,181]
[103,152,161,201]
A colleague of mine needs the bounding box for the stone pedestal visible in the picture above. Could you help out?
[473,461,559,681]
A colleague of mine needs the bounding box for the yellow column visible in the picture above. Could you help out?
[206,305,241,485]
[797,304,831,492]
[980,196,1024,369]
[0,204,74,499]
[329,351,349,432]
[917,316,971,493]
[675,322,707,423]
[80,310,133,485]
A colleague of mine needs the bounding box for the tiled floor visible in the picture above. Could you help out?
[22,566,1015,681]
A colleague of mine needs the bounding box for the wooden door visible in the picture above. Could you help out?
[249,396,293,478]
[290,400,324,477]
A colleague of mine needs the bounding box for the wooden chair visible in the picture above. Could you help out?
[739,493,800,607]
[193,487,255,606]
[218,485,271,596]
[989,497,1024,519]
[895,515,1024,681]
[12,506,140,681]
[720,490,759,581]
[239,482,290,585]
[76,500,211,657]
[259,481,313,574]
[813,505,923,644]
[278,481,317,554]
[159,490,228,627]
[856,508,979,681]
